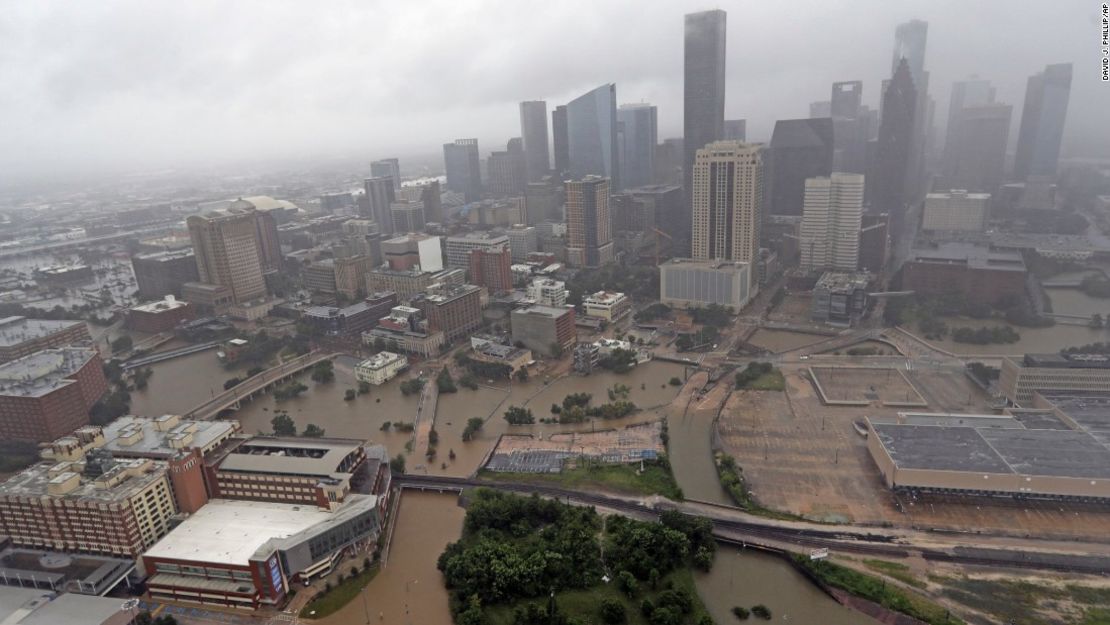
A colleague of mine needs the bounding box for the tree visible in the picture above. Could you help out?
[110,335,133,353]
[1092,313,1104,329]
[224,377,242,390]
[503,405,534,425]
[271,414,296,436]
[599,598,626,624]
[273,382,308,401]
[437,367,458,393]
[458,594,487,625]
[90,388,131,425]
[132,368,153,390]
[618,570,639,597]
[302,423,326,438]
[344,388,356,401]
[389,453,406,474]
[732,606,750,620]
[358,380,371,394]
[750,605,771,620]
[514,368,529,382]
[311,360,335,384]
[400,378,425,395]
[462,417,484,441]
[669,377,682,386]
[549,342,564,358]
[429,429,439,446]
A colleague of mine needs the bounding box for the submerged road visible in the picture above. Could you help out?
[396,474,1110,576]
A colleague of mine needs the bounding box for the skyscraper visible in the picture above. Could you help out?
[723,119,746,142]
[519,101,550,182]
[566,84,620,190]
[1013,63,1073,181]
[617,103,657,190]
[565,176,613,267]
[187,211,267,304]
[691,141,762,268]
[809,101,831,118]
[363,176,397,235]
[765,118,834,216]
[891,19,931,202]
[443,138,482,203]
[870,59,917,220]
[830,81,863,119]
[942,78,995,160]
[683,10,727,202]
[552,105,569,175]
[371,158,401,190]
[892,19,928,83]
[830,82,868,174]
[487,138,527,196]
[942,103,1011,193]
[390,200,426,233]
[800,173,864,272]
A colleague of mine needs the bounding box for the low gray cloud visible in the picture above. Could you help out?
[0,0,1104,181]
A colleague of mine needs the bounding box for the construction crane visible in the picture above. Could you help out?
[651,227,673,266]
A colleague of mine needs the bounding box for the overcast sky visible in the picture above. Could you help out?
[1,0,1106,183]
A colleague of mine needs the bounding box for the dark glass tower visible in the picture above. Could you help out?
[565,84,619,190]
[443,139,482,203]
[519,101,550,182]
[552,105,569,176]
[683,10,727,203]
[765,118,834,216]
[870,59,917,222]
[617,103,657,190]
[1013,63,1073,180]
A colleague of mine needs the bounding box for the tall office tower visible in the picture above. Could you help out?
[390,200,426,233]
[809,101,831,118]
[419,180,443,223]
[488,138,527,197]
[525,176,563,225]
[765,118,834,216]
[684,9,727,204]
[723,119,746,142]
[565,175,613,267]
[519,101,550,182]
[691,141,762,267]
[830,81,863,118]
[891,19,931,201]
[552,105,569,175]
[566,84,620,190]
[1013,63,1073,181]
[870,59,917,221]
[443,138,483,202]
[942,103,1011,193]
[363,176,397,235]
[942,78,995,158]
[371,158,401,189]
[799,173,864,272]
[187,211,267,304]
[617,103,657,190]
[830,82,868,174]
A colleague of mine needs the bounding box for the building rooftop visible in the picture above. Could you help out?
[661,258,750,271]
[513,304,572,319]
[357,351,405,370]
[0,317,85,348]
[446,232,510,243]
[0,457,167,503]
[907,242,1026,272]
[926,190,991,201]
[1021,353,1110,369]
[218,437,364,478]
[130,296,189,314]
[0,587,127,625]
[584,291,627,304]
[88,415,238,458]
[989,232,1099,254]
[0,348,99,399]
[134,248,195,262]
[815,271,871,291]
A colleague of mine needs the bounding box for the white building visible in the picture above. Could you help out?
[922,190,990,233]
[505,225,538,262]
[527,277,568,307]
[660,258,752,311]
[691,141,762,267]
[355,351,408,385]
[800,173,864,272]
[582,291,631,322]
[444,233,510,269]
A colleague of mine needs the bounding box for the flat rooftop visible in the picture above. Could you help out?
[134,248,194,262]
[95,415,238,457]
[130,297,189,314]
[357,351,405,370]
[907,242,1026,272]
[0,348,98,398]
[0,458,166,503]
[0,316,85,348]
[0,587,126,625]
[871,423,1012,473]
[218,437,363,477]
[512,304,571,318]
[142,499,336,566]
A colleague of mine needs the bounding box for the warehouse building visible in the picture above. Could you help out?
[1000,353,1110,406]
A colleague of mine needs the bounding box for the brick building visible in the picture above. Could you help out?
[126,296,195,334]
[412,284,483,343]
[0,316,90,364]
[902,242,1026,307]
[511,305,576,357]
[468,246,512,293]
[0,348,108,443]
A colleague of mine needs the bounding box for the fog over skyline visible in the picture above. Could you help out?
[1,0,1106,184]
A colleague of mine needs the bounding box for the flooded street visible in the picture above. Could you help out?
[749,329,829,353]
[923,316,1107,356]
[317,492,463,625]
[696,546,878,625]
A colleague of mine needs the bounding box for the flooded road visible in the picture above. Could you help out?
[317,492,463,625]
[923,317,1106,356]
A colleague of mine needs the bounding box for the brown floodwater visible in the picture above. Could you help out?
[130,349,242,416]
[748,329,828,353]
[316,491,464,625]
[922,317,1107,356]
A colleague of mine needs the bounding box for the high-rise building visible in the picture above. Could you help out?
[525,176,563,224]
[858,213,890,273]
[520,101,550,182]
[488,138,527,196]
[445,232,511,269]
[610,194,654,233]
[766,118,834,216]
[892,19,928,84]
[413,284,483,343]
[942,103,1011,193]
[1013,63,1073,181]
[400,180,444,224]
[691,141,762,267]
[552,105,569,175]
[131,248,200,300]
[0,348,107,442]
[390,200,425,234]
[942,78,995,160]
[870,59,917,222]
[468,246,513,293]
[831,81,863,118]
[800,173,864,272]
[187,210,268,304]
[628,184,684,249]
[723,119,746,142]
[830,81,868,174]
[371,158,401,189]
[921,190,990,233]
[566,84,620,189]
[382,234,443,272]
[443,138,482,202]
[617,103,657,190]
[684,9,727,206]
[363,176,397,235]
[809,101,831,118]
[505,225,538,262]
[891,19,931,203]
[565,176,614,267]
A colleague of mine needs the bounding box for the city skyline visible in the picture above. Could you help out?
[0,0,1104,184]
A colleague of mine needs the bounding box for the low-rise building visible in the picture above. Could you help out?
[582,291,631,322]
[922,190,990,233]
[355,351,408,385]
[0,348,107,443]
[363,306,445,357]
[527,277,568,307]
[127,295,194,334]
[1000,353,1110,406]
[659,258,752,311]
[365,266,436,298]
[471,342,532,375]
[301,293,397,339]
[468,246,512,293]
[182,282,234,316]
[511,305,575,357]
[412,284,483,343]
[0,316,90,364]
[445,232,510,269]
[810,271,871,326]
[0,454,177,557]
[131,248,200,300]
[902,242,1026,307]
